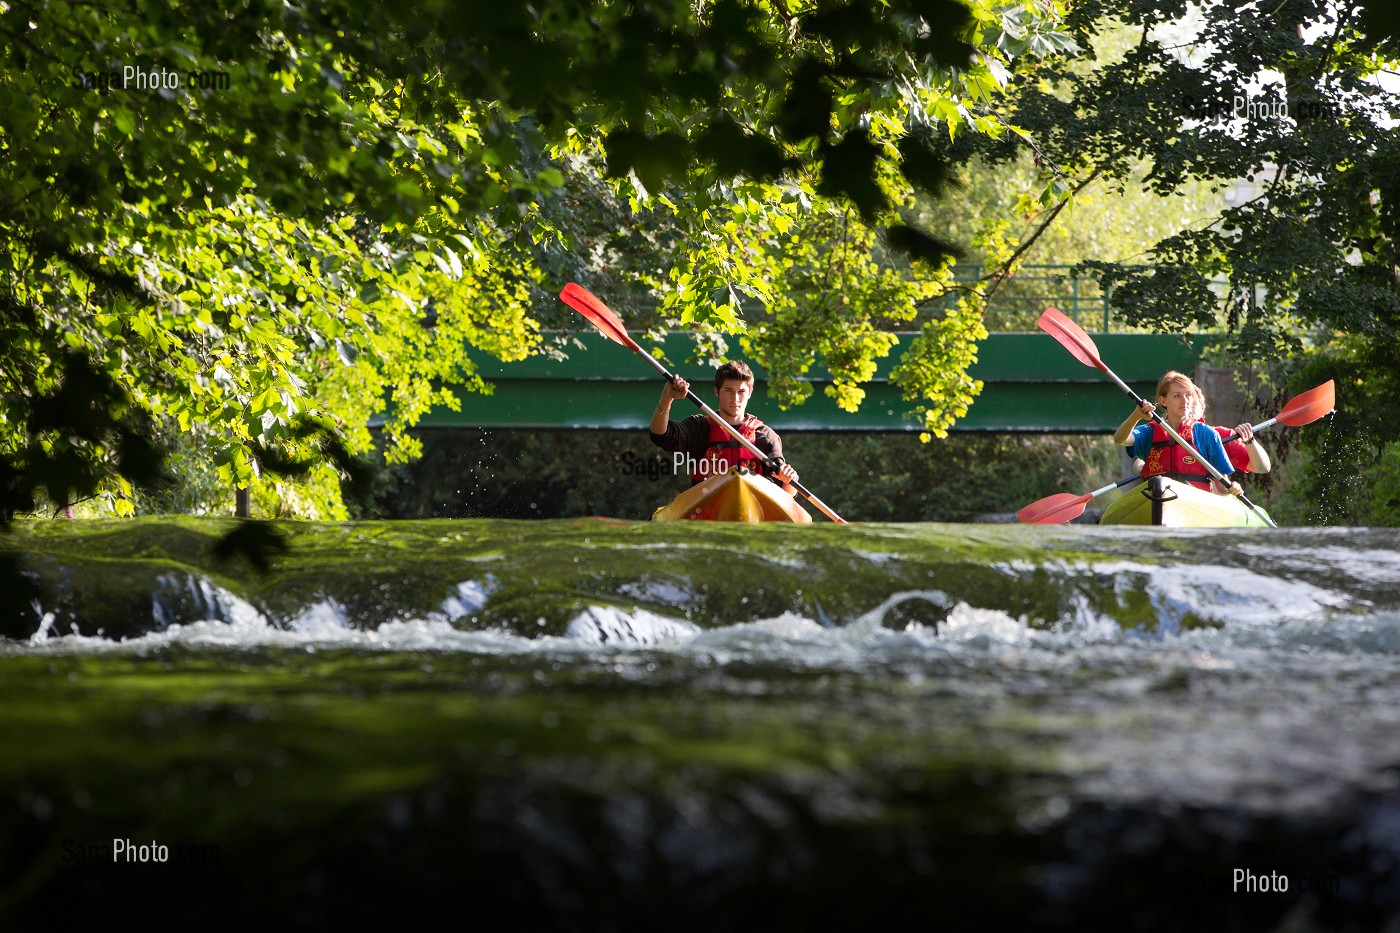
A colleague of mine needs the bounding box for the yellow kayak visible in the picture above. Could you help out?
[1100,476,1274,527]
[652,468,813,523]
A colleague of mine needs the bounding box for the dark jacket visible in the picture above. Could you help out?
[649,414,785,484]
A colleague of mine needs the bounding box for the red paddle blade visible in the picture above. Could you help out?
[1037,307,1106,372]
[1016,492,1092,525]
[559,283,639,350]
[1276,380,1336,427]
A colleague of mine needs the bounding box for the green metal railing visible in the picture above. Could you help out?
[732,264,1132,332]
[593,264,1228,335]
[934,263,1117,332]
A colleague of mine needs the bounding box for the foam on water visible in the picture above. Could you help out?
[11,533,1400,674]
[440,579,493,619]
[290,598,353,636]
[13,585,1400,665]
[616,579,694,606]
[1050,558,1360,626]
[16,570,1400,827]
[1238,543,1400,583]
[1142,563,1356,627]
[565,606,702,646]
[151,573,265,630]
[13,609,551,657]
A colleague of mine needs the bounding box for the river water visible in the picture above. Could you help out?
[3,518,1399,930]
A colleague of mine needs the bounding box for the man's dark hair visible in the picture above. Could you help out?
[714,360,754,389]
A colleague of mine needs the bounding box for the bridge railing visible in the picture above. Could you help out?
[674,263,1226,334]
[925,264,1234,333]
[936,263,1115,332]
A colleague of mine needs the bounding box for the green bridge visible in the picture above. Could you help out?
[410,266,1230,434]
[414,330,1217,434]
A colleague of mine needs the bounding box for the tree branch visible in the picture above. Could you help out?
[983,163,1109,305]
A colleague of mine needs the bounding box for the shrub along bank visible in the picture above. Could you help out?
[363,430,1127,523]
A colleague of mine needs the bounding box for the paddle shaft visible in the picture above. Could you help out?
[1047,473,1145,519]
[1221,411,1333,444]
[1107,368,1277,527]
[641,353,848,524]
[1215,381,1335,443]
[1093,473,1147,499]
[1219,416,1277,445]
[1023,473,1144,524]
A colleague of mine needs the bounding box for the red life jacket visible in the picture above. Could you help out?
[1140,422,1213,491]
[690,415,766,482]
[1215,425,1252,473]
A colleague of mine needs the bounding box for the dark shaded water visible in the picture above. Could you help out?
[3,519,1400,930]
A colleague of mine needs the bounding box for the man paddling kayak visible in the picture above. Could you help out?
[1113,370,1247,496]
[649,361,799,489]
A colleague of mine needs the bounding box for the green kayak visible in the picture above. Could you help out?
[1100,476,1274,527]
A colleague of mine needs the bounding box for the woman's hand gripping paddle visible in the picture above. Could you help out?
[559,283,848,524]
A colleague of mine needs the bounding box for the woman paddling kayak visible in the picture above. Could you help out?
[1112,370,1253,496]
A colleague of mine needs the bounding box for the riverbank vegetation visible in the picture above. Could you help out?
[357,429,1121,523]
